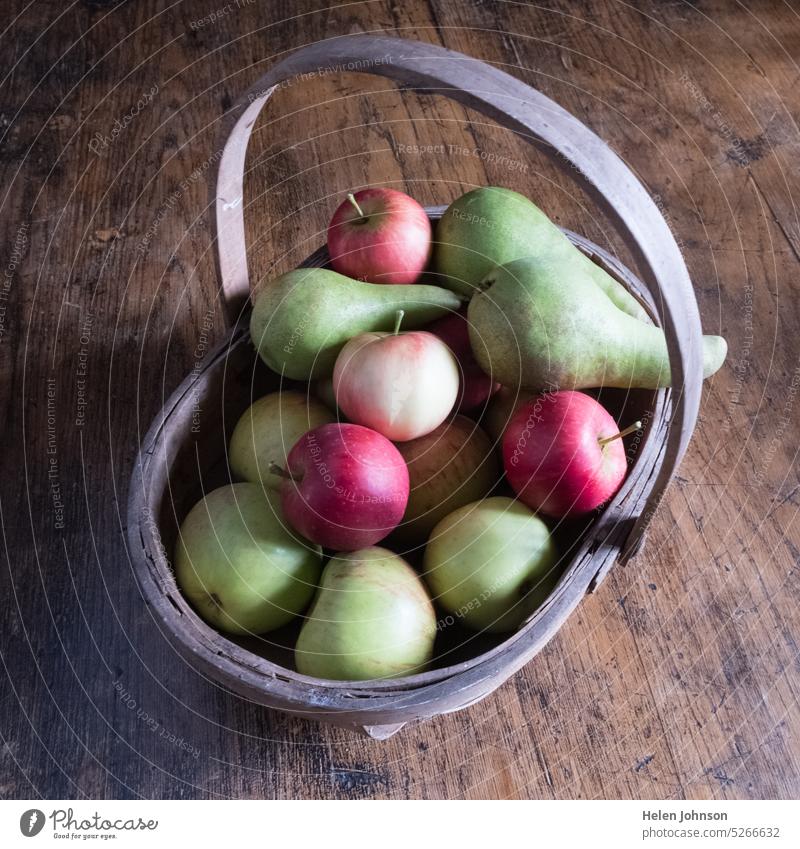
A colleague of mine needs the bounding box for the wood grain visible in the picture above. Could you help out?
[0,0,797,799]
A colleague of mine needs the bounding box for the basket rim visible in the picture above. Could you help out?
[126,218,670,720]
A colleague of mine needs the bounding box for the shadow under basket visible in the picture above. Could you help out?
[127,35,706,739]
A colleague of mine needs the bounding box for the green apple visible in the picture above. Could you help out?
[175,483,322,635]
[229,390,334,491]
[295,547,436,680]
[424,496,559,633]
[393,415,499,548]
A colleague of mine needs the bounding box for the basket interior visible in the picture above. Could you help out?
[152,307,656,677]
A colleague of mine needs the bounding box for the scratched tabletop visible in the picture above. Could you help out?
[1,0,798,799]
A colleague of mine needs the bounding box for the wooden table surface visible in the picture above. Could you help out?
[1,0,798,800]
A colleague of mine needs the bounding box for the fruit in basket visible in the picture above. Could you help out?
[424,496,559,633]
[333,312,459,441]
[274,422,409,550]
[481,385,534,444]
[502,390,636,517]
[250,267,460,380]
[393,416,499,547]
[229,391,334,491]
[327,188,432,285]
[434,186,648,319]
[469,256,727,390]
[295,546,436,680]
[175,484,322,635]
[426,309,500,412]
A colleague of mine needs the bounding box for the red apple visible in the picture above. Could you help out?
[502,390,635,517]
[427,309,500,411]
[333,319,459,441]
[327,188,432,285]
[277,422,409,550]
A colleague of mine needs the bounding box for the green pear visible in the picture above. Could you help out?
[424,497,559,633]
[392,416,499,548]
[434,186,648,319]
[229,391,334,491]
[468,256,727,390]
[295,547,436,680]
[250,267,462,380]
[175,483,322,635]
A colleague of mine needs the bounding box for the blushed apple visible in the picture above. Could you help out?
[276,422,409,551]
[393,415,499,547]
[502,390,637,517]
[333,313,459,441]
[327,188,432,285]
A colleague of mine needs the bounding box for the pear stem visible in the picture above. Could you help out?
[346,192,367,223]
[598,420,642,448]
[476,264,501,294]
[393,310,405,335]
[268,461,302,482]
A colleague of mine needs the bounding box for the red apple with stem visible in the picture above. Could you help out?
[426,309,500,412]
[327,188,432,285]
[502,390,640,517]
[333,311,459,441]
[273,422,409,551]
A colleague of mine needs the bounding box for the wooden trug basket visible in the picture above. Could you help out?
[127,36,705,739]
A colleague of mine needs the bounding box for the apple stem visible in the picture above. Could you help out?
[598,420,643,447]
[393,309,405,335]
[268,461,302,482]
[346,192,367,223]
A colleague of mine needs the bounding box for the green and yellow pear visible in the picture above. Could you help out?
[295,547,436,681]
[175,483,322,635]
[229,391,334,491]
[250,267,461,380]
[468,256,727,390]
[424,497,559,633]
[434,186,648,319]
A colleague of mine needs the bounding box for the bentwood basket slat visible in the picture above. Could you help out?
[127,35,704,738]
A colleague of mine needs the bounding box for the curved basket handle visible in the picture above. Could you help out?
[209,34,703,563]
